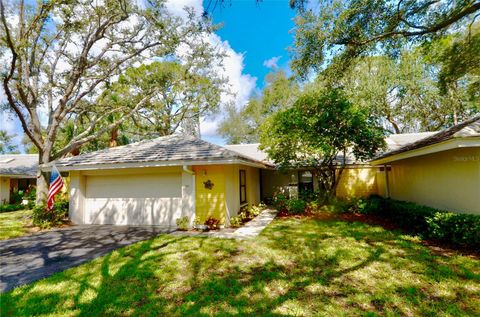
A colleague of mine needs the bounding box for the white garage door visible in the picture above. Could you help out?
[84,173,182,226]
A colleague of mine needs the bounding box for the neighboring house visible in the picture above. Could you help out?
[0,154,38,205]
[54,135,273,227]
[371,116,480,214]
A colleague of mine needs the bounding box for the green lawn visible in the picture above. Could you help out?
[0,209,33,240]
[1,216,479,316]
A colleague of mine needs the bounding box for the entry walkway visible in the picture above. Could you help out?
[172,208,278,240]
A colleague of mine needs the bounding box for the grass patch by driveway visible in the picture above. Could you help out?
[0,209,32,240]
[1,216,479,316]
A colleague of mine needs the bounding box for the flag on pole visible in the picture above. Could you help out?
[47,165,64,211]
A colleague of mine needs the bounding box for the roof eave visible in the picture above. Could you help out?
[43,158,273,172]
[370,137,480,165]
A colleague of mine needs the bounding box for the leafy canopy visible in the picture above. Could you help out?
[218,70,300,144]
[291,0,480,78]
[259,88,385,196]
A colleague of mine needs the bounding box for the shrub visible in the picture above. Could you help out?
[204,217,220,230]
[425,212,480,246]
[32,199,69,228]
[229,216,242,228]
[272,193,288,211]
[350,195,480,248]
[287,199,307,214]
[0,204,24,213]
[176,216,189,231]
[10,190,24,204]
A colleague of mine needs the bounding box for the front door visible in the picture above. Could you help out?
[194,166,226,224]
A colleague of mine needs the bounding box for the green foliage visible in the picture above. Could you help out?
[291,0,480,79]
[1,217,479,315]
[229,216,242,228]
[218,70,300,143]
[286,199,307,215]
[0,130,18,154]
[347,195,480,248]
[272,193,288,211]
[426,212,480,246]
[0,204,25,213]
[9,190,24,205]
[260,88,385,198]
[204,217,221,231]
[32,200,69,229]
[175,216,189,231]
[230,204,266,228]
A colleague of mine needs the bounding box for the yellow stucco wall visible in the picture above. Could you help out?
[194,165,227,224]
[194,164,261,225]
[386,147,480,214]
[336,167,378,199]
[0,176,10,205]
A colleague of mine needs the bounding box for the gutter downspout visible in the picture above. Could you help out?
[182,165,195,228]
[384,164,390,198]
[182,165,194,175]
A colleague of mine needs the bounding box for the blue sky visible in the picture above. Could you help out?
[212,1,296,89]
[200,0,297,144]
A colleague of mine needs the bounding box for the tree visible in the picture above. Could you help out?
[0,0,226,203]
[339,51,475,133]
[0,129,18,153]
[259,88,385,199]
[291,0,480,78]
[218,70,300,143]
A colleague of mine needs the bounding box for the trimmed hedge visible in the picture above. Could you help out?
[0,204,25,213]
[348,195,480,248]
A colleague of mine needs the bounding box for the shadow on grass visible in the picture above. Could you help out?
[2,217,479,316]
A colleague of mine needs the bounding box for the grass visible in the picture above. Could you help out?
[0,209,32,240]
[1,216,479,316]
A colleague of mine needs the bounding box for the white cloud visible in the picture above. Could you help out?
[164,0,204,18]
[263,55,282,69]
[165,0,257,142]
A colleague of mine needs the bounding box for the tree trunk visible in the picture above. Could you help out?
[35,151,50,205]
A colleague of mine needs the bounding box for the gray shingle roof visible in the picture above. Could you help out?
[0,154,38,177]
[224,132,438,166]
[373,116,480,161]
[55,134,274,168]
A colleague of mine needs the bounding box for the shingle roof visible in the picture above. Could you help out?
[55,134,274,168]
[0,154,38,177]
[223,144,269,163]
[224,132,438,166]
[373,116,480,161]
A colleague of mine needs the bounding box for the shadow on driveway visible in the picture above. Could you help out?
[0,225,171,293]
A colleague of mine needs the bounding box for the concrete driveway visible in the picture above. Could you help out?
[0,225,172,293]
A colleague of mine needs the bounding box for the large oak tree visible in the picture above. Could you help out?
[0,0,226,203]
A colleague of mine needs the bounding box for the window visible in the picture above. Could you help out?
[239,170,247,204]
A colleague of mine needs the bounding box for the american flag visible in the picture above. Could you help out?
[47,165,64,211]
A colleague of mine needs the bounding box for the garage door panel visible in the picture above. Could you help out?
[85,197,182,226]
[84,173,182,226]
[86,174,181,198]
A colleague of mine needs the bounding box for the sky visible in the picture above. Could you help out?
[201,0,297,144]
[0,0,297,151]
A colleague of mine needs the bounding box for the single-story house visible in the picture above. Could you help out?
[0,154,38,205]
[371,116,480,214]
[52,116,479,226]
[54,135,273,227]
